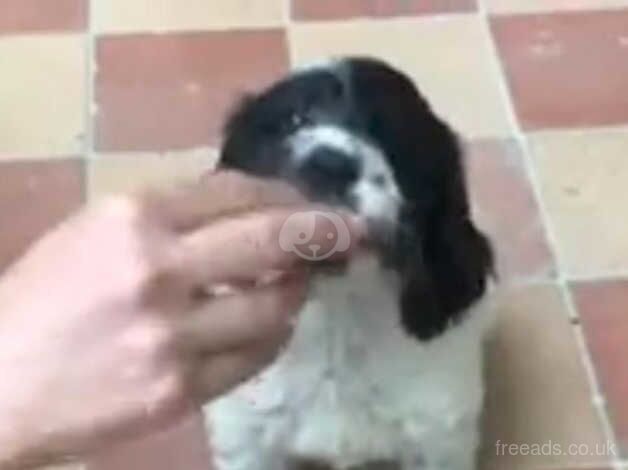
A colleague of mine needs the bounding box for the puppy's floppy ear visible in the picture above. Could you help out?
[345,57,494,340]
[401,214,493,341]
[219,93,258,170]
[400,120,494,341]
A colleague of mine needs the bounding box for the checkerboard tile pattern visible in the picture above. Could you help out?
[0,159,84,273]
[95,30,289,151]
[1,1,627,469]
[0,35,86,155]
[491,10,628,130]
[289,15,513,138]
[573,281,628,457]
[481,285,610,470]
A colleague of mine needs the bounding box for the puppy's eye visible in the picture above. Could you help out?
[263,113,303,135]
[291,113,305,127]
[279,112,307,133]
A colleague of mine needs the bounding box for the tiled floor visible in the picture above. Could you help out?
[1,0,628,469]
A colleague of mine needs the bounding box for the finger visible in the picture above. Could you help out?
[142,171,306,231]
[176,276,306,354]
[191,339,283,403]
[178,207,366,285]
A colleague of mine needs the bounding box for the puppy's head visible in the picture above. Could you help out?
[220,57,494,340]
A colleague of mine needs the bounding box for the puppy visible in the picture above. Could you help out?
[205,57,495,470]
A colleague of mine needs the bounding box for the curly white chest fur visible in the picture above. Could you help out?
[205,255,494,470]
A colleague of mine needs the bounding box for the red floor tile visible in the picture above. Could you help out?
[491,10,628,130]
[96,30,289,152]
[466,139,555,281]
[0,0,86,34]
[572,280,628,457]
[0,159,84,273]
[88,413,211,470]
[292,0,476,21]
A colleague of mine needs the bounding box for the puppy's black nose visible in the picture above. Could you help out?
[299,147,361,197]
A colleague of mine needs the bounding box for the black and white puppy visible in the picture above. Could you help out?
[205,57,495,470]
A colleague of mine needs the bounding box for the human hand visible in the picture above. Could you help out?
[0,171,364,468]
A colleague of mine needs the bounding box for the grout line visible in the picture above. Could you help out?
[476,0,622,467]
[529,123,628,138]
[84,0,96,161]
[94,9,477,36]
[507,270,628,285]
[570,312,626,470]
[98,24,287,36]
[284,0,297,69]
[78,9,92,465]
[283,0,292,25]
[281,10,477,29]
[489,4,628,16]
[567,271,628,283]
[83,0,97,206]
[0,155,83,164]
[478,274,628,289]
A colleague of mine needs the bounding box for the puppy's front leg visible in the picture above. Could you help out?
[400,423,480,470]
[206,401,287,470]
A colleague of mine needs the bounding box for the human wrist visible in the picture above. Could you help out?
[0,407,40,469]
[0,417,77,470]
[0,326,62,469]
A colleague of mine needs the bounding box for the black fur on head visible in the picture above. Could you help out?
[220,57,494,341]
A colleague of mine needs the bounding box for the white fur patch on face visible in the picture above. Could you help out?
[288,125,357,162]
[288,125,402,222]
